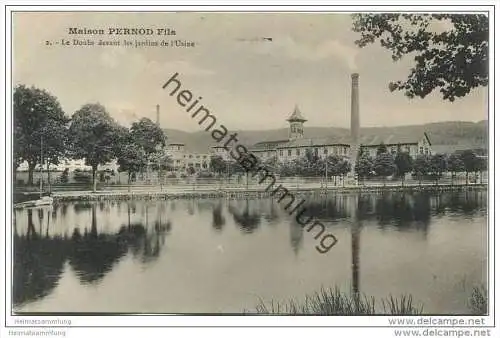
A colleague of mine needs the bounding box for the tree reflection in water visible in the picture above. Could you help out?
[211,202,226,232]
[228,199,261,234]
[289,220,304,255]
[13,207,67,307]
[263,199,280,225]
[13,201,172,307]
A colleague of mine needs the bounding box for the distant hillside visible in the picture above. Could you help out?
[163,120,488,154]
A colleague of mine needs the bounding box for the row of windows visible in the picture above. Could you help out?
[181,154,208,159]
[174,161,209,169]
[169,145,184,151]
[274,147,349,157]
[260,145,428,158]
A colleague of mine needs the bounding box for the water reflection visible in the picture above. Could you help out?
[211,203,225,231]
[13,202,172,307]
[228,199,261,234]
[12,190,487,311]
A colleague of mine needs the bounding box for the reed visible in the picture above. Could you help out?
[468,285,488,315]
[253,287,422,315]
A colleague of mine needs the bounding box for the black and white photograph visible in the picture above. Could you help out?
[2,4,497,338]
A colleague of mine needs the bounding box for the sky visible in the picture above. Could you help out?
[13,12,488,132]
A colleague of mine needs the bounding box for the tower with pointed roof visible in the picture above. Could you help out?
[287,105,307,140]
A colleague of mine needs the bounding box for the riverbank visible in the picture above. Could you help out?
[48,183,488,202]
[249,285,487,315]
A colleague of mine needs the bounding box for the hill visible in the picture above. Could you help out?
[163,120,488,154]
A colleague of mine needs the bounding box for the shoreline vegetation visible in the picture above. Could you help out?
[25,183,488,203]
[248,285,488,315]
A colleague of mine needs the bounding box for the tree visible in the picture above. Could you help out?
[335,159,351,187]
[210,155,227,175]
[149,149,172,183]
[327,155,341,185]
[413,155,430,186]
[186,165,196,176]
[429,154,448,185]
[130,118,166,155]
[352,14,488,101]
[447,153,465,185]
[355,152,373,185]
[394,150,413,186]
[234,152,258,189]
[394,148,413,186]
[117,142,147,192]
[130,118,166,181]
[460,150,478,185]
[476,157,487,184]
[69,103,122,192]
[373,153,396,185]
[376,143,387,155]
[13,85,69,185]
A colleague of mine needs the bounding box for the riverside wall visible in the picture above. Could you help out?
[50,184,488,203]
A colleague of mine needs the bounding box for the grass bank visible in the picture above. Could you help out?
[248,285,487,315]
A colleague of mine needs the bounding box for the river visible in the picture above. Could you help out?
[12,190,487,314]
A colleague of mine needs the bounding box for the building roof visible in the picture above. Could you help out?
[249,132,431,151]
[431,144,486,155]
[359,132,431,146]
[168,142,185,146]
[276,137,351,149]
[250,140,289,151]
[286,105,307,122]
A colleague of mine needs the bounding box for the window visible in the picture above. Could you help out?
[406,146,411,152]
[314,148,319,155]
[288,150,292,156]
[189,155,193,158]
[280,150,283,156]
[324,148,328,155]
[176,160,180,164]
[296,149,300,156]
[334,148,338,155]
[420,147,424,154]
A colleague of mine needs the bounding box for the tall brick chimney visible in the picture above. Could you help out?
[156,104,160,126]
[350,73,360,179]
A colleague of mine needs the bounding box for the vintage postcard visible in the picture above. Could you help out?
[3,4,496,338]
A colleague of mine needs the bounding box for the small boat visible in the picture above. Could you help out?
[14,195,53,209]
